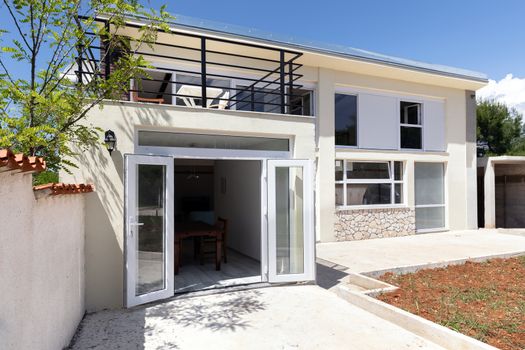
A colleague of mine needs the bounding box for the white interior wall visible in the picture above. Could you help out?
[214,160,262,261]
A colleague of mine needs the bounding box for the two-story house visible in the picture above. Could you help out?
[64,14,487,311]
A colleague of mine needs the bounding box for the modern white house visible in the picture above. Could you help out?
[63,14,487,311]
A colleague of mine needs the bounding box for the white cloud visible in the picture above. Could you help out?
[477,74,525,116]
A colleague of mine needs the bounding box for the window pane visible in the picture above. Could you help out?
[335,160,344,181]
[175,74,230,107]
[275,166,304,275]
[415,163,445,205]
[236,86,278,113]
[347,184,391,205]
[416,207,445,230]
[137,164,166,295]
[335,184,344,205]
[400,101,421,125]
[347,162,390,179]
[401,126,422,149]
[290,89,313,116]
[395,183,403,204]
[335,94,357,146]
[138,131,289,151]
[394,161,403,180]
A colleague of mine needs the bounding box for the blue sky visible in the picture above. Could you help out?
[149,0,525,81]
[1,0,524,112]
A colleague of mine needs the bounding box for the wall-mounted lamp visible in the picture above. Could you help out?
[104,130,117,155]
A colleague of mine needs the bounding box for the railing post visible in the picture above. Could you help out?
[280,50,285,114]
[251,85,255,111]
[288,62,294,114]
[201,37,207,108]
[104,20,110,80]
[76,43,83,85]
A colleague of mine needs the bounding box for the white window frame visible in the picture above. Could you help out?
[400,101,424,151]
[335,160,406,209]
[334,92,359,148]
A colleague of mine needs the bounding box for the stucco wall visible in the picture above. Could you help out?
[62,103,316,311]
[315,68,477,242]
[0,172,86,350]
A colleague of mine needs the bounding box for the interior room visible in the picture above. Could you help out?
[173,158,262,293]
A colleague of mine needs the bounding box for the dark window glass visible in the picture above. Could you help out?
[400,101,421,125]
[395,184,403,204]
[347,184,391,205]
[347,162,389,179]
[400,126,422,149]
[335,94,357,146]
[290,89,313,116]
[236,86,278,113]
[394,161,403,180]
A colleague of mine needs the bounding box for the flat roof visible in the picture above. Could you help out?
[110,13,488,83]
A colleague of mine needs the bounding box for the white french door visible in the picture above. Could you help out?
[125,154,174,307]
[267,159,315,283]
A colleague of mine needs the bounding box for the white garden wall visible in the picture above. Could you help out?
[0,172,86,350]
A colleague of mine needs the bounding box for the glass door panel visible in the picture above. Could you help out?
[268,160,314,282]
[125,155,174,307]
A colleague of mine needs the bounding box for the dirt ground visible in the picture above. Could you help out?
[377,257,525,350]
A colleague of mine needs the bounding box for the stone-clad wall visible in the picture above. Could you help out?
[335,207,416,241]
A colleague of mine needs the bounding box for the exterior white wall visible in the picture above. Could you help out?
[214,160,261,260]
[0,172,86,350]
[317,69,478,241]
[63,103,316,310]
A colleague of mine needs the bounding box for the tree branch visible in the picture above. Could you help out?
[2,0,32,51]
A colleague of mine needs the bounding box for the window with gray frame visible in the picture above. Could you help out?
[335,94,357,146]
[400,101,422,149]
[335,160,404,206]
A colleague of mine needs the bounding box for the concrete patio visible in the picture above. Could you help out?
[317,229,525,278]
[69,285,444,350]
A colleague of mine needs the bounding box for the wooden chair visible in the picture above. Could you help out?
[130,90,165,104]
[200,217,228,264]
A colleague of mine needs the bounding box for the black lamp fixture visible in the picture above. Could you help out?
[104,130,117,155]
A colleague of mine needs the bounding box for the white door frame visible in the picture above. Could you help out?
[267,159,315,283]
[124,154,174,307]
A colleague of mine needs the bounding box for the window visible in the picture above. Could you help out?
[175,74,230,107]
[400,101,422,149]
[236,86,279,113]
[335,161,404,207]
[289,88,313,116]
[335,94,357,146]
[415,162,445,231]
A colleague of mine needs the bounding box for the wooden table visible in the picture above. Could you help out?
[174,221,223,275]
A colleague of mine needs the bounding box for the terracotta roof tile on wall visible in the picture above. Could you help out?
[0,149,46,173]
[33,183,94,196]
[1,149,94,196]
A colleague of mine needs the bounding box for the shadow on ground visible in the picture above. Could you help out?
[68,289,266,350]
[316,258,349,290]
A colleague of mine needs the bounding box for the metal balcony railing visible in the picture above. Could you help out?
[75,17,311,116]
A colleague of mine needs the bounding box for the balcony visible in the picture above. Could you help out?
[76,17,312,116]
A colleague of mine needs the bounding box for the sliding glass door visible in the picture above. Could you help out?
[267,159,315,282]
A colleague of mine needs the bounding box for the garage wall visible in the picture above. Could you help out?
[214,160,262,260]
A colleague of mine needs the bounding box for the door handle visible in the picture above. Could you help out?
[130,222,144,226]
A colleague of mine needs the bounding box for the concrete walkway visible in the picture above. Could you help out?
[317,229,525,277]
[69,285,444,350]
